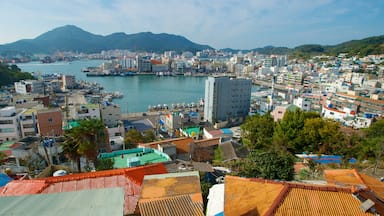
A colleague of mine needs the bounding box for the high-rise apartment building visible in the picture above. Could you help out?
[204,76,252,123]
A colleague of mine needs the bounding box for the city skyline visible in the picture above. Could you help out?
[1,0,383,49]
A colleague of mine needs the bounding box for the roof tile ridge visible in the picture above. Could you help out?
[352,168,366,185]
[287,181,352,193]
[36,180,51,194]
[264,184,290,216]
[43,169,126,183]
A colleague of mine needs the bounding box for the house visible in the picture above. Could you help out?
[224,175,383,215]
[324,169,384,200]
[0,187,125,216]
[137,171,204,216]
[0,163,168,215]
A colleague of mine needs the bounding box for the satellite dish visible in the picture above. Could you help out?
[53,170,67,177]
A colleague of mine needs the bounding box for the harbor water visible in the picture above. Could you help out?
[17,60,207,113]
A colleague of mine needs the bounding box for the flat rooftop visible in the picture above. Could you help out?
[99,148,170,168]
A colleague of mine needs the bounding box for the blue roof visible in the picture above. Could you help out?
[220,128,233,135]
[0,173,12,187]
[302,155,357,164]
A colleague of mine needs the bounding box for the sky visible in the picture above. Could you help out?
[0,0,383,49]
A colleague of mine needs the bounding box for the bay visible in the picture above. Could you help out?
[17,60,206,113]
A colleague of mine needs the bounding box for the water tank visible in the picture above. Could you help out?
[53,170,67,177]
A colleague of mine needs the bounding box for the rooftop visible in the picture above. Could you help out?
[98,148,171,168]
[224,175,381,216]
[138,171,204,216]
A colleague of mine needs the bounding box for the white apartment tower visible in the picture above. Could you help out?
[204,76,252,123]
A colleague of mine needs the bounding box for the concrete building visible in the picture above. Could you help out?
[204,76,252,124]
[19,108,38,138]
[100,101,121,128]
[0,106,22,142]
[62,75,76,90]
[293,97,311,111]
[36,108,63,137]
[69,104,101,120]
[136,56,152,72]
[14,80,45,94]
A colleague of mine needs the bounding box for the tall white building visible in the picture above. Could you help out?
[204,76,252,123]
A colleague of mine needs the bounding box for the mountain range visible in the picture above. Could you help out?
[0,25,383,57]
[0,25,212,55]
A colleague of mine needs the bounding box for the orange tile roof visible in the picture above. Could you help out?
[325,169,384,200]
[224,175,377,216]
[138,171,203,216]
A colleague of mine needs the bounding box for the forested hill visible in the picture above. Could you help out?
[0,25,212,55]
[222,35,384,57]
[0,63,35,87]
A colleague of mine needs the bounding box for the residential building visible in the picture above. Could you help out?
[19,108,38,138]
[138,171,204,216]
[0,164,168,215]
[69,103,101,120]
[136,56,152,72]
[36,108,63,137]
[224,175,383,216]
[14,80,45,94]
[61,75,76,90]
[293,97,311,111]
[100,101,121,127]
[204,76,252,124]
[0,106,22,142]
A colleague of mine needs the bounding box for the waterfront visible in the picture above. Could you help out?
[17,60,207,113]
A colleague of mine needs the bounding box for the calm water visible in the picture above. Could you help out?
[17,60,206,113]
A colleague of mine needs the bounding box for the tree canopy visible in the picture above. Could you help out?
[0,63,35,87]
[61,119,108,172]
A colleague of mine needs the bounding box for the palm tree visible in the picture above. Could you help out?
[62,130,82,172]
[61,119,108,172]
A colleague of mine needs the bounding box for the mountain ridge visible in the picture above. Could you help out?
[0,25,212,55]
[0,25,383,57]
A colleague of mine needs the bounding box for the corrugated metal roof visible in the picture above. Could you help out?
[139,194,204,216]
[224,175,377,216]
[139,171,204,216]
[0,187,124,216]
[273,187,372,216]
[1,164,168,215]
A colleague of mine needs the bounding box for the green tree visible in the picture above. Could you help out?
[239,150,295,181]
[143,130,156,143]
[300,118,346,155]
[241,113,274,151]
[0,151,7,165]
[0,63,35,87]
[61,119,107,172]
[273,109,319,153]
[124,129,145,149]
[95,158,114,171]
[362,120,384,174]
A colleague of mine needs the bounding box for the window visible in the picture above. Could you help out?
[48,118,53,123]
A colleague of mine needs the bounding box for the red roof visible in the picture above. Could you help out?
[0,180,47,196]
[0,163,167,215]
